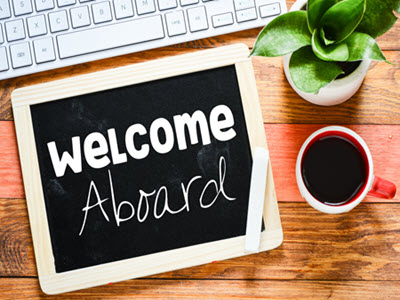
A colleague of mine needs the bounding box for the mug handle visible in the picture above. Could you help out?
[367,176,397,199]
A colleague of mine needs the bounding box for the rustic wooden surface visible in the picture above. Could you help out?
[1,0,400,298]
[2,122,400,202]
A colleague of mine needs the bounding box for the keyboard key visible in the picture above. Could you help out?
[236,7,257,22]
[57,15,165,58]
[27,14,47,37]
[0,0,12,19]
[0,24,4,43]
[212,12,233,28]
[10,42,32,68]
[158,0,176,11]
[57,0,75,6]
[187,6,208,32]
[33,37,56,63]
[180,0,197,6]
[233,0,254,10]
[49,10,69,32]
[70,5,91,28]
[113,0,134,19]
[92,1,112,24]
[135,0,155,15]
[35,0,54,11]
[165,10,186,36]
[259,3,280,18]
[5,19,26,42]
[12,0,33,16]
[0,47,9,71]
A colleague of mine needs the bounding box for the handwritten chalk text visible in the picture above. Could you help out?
[79,156,235,235]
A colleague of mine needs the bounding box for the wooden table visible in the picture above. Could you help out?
[1,1,400,298]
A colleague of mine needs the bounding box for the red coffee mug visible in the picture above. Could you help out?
[296,126,396,214]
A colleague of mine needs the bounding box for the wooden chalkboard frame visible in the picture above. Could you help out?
[12,44,283,294]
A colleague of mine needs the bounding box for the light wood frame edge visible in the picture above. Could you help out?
[235,60,282,234]
[12,105,56,278]
[11,44,283,295]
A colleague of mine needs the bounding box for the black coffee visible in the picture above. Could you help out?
[302,135,368,205]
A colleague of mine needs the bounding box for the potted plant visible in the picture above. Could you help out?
[251,0,400,106]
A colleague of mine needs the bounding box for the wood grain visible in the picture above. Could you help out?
[2,121,399,202]
[0,197,33,277]
[3,200,400,281]
[1,278,400,299]
[0,121,23,199]
[1,0,400,296]
[2,51,400,124]
[257,51,400,125]
[1,0,400,125]
[265,124,400,203]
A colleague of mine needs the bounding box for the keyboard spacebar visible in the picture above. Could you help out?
[57,15,165,59]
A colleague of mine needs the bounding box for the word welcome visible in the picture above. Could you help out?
[48,105,237,177]
[79,156,235,235]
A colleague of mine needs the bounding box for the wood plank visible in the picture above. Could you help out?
[254,51,400,125]
[2,122,399,202]
[3,201,400,280]
[0,197,34,277]
[0,121,23,199]
[2,51,400,124]
[1,278,400,299]
[265,124,400,203]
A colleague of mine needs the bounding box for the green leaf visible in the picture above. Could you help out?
[306,0,340,33]
[396,0,400,13]
[320,28,335,46]
[312,29,349,61]
[320,0,366,44]
[289,46,344,94]
[250,11,311,57]
[346,32,386,61]
[356,0,400,38]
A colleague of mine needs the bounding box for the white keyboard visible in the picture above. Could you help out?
[0,0,286,80]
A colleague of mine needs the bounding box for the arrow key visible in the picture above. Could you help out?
[259,3,280,18]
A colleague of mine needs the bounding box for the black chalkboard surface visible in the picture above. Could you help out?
[31,65,253,273]
[12,45,282,294]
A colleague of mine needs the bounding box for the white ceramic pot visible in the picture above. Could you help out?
[283,0,372,106]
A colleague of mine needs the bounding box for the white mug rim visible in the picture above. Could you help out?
[296,126,374,214]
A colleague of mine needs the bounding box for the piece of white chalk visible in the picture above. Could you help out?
[244,147,269,253]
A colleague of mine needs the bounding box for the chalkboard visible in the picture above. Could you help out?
[31,64,253,272]
[12,44,282,294]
